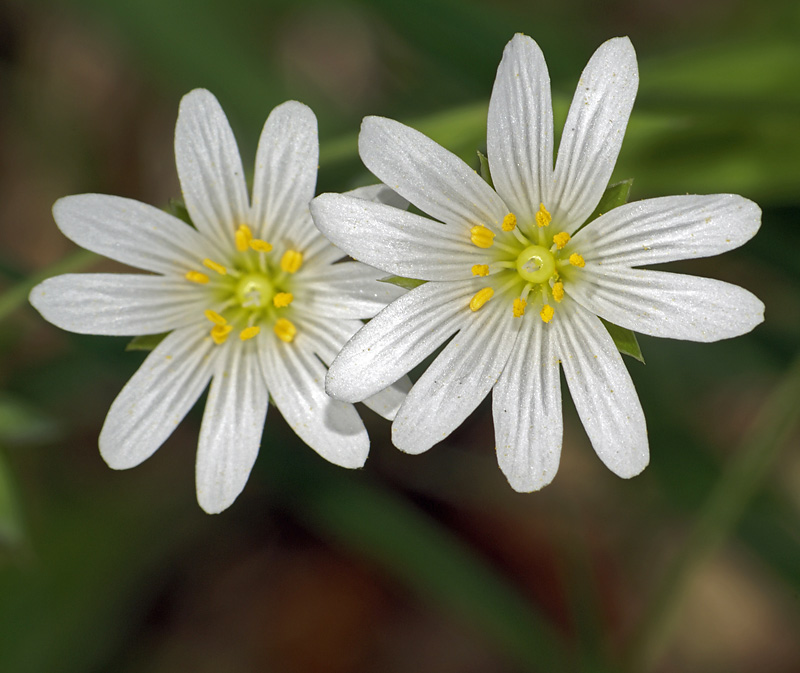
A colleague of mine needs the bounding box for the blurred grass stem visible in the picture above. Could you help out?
[627,353,800,672]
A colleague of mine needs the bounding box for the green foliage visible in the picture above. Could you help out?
[378,275,427,290]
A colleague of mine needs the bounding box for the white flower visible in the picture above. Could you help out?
[30,89,408,513]
[310,35,765,491]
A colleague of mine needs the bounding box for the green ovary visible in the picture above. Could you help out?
[515,245,556,283]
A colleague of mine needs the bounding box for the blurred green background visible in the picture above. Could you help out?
[1,0,799,671]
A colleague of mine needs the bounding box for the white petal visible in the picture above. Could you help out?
[175,89,249,254]
[29,273,207,336]
[311,194,480,281]
[261,333,369,468]
[492,315,562,492]
[359,116,507,229]
[251,101,319,249]
[52,195,209,274]
[551,38,638,232]
[392,296,521,455]
[196,341,269,514]
[326,279,477,402]
[345,183,410,210]
[296,260,407,319]
[296,313,411,421]
[572,194,761,267]
[554,300,648,477]
[99,326,216,469]
[487,34,554,231]
[568,266,765,342]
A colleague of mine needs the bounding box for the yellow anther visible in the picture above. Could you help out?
[249,239,273,253]
[501,213,517,232]
[536,203,552,228]
[569,253,585,268]
[471,264,489,277]
[470,225,495,249]
[552,281,565,303]
[540,304,554,323]
[210,323,233,345]
[235,224,253,252]
[203,258,227,275]
[512,297,527,318]
[204,309,227,326]
[274,318,297,343]
[185,271,210,284]
[469,287,494,312]
[553,232,571,250]
[280,249,303,274]
[273,292,293,308]
[239,326,261,341]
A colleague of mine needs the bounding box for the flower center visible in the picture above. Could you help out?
[466,203,586,324]
[236,273,273,309]
[515,245,555,283]
[184,224,303,345]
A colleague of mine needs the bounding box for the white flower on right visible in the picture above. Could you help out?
[310,34,765,491]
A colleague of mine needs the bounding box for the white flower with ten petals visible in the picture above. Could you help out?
[30,89,407,513]
[310,35,764,491]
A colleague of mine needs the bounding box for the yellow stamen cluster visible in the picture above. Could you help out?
[569,253,585,268]
[280,250,303,274]
[250,239,273,253]
[501,213,517,231]
[471,264,489,277]
[186,271,210,284]
[235,224,253,252]
[470,225,495,249]
[536,203,552,228]
[552,232,570,250]
[239,325,261,341]
[273,292,293,308]
[469,287,494,312]
[552,281,564,303]
[203,258,227,275]
[274,318,297,343]
[540,305,554,323]
[512,297,527,318]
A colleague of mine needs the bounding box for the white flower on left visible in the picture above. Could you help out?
[29,89,407,513]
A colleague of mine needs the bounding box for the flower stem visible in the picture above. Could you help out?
[0,249,97,323]
[626,353,800,672]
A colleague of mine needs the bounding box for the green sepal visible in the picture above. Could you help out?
[167,199,194,226]
[601,318,645,364]
[583,178,633,228]
[378,276,427,291]
[126,333,169,352]
[477,150,494,189]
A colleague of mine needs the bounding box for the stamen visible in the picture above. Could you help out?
[185,271,210,284]
[239,325,261,341]
[552,281,565,303]
[274,318,297,343]
[540,304,554,323]
[210,323,233,344]
[512,297,527,318]
[501,213,517,232]
[470,225,495,249]
[469,287,494,312]
[204,309,227,326]
[235,224,253,252]
[280,250,303,274]
[569,253,585,268]
[273,292,293,308]
[250,239,273,253]
[471,264,489,277]
[552,232,570,250]
[536,203,552,228]
[203,258,227,275]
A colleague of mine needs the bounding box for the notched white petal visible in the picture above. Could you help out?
[574,194,762,267]
[555,301,648,478]
[487,33,555,229]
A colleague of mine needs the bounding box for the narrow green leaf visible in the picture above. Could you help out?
[585,179,634,226]
[378,275,427,290]
[0,450,24,550]
[125,333,168,352]
[0,396,59,445]
[167,199,193,226]
[477,150,494,188]
[601,319,645,364]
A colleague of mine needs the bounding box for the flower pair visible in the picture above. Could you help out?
[30,34,764,513]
